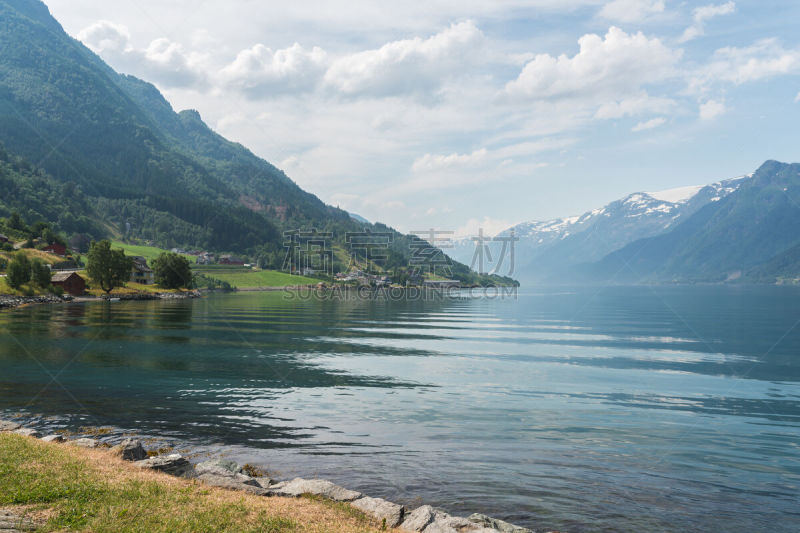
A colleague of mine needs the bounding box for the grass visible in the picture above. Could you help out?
[192,266,319,288]
[0,432,393,532]
[0,249,71,296]
[110,241,194,264]
[110,240,318,289]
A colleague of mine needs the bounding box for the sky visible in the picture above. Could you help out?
[44,0,800,236]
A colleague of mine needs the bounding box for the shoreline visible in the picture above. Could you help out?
[1,418,539,533]
[0,291,202,312]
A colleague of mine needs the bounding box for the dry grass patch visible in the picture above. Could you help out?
[0,433,398,532]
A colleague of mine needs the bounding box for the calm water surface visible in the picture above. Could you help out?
[1,286,799,532]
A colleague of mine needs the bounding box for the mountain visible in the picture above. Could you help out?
[0,0,514,285]
[449,174,750,283]
[348,212,371,224]
[0,0,344,254]
[586,160,800,283]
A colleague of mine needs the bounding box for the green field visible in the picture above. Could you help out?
[110,241,195,263]
[110,242,319,288]
[193,265,318,287]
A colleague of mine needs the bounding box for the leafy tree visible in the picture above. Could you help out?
[7,211,25,231]
[152,252,193,289]
[6,253,30,289]
[31,258,51,288]
[86,240,133,294]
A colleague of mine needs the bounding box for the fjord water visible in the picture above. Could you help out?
[1,287,799,532]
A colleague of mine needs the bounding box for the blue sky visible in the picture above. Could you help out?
[45,0,800,236]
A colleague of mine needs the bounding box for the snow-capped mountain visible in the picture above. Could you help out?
[449,174,752,282]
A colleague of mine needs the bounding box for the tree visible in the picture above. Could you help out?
[31,258,51,288]
[7,211,25,231]
[6,253,31,289]
[86,240,133,294]
[152,252,193,289]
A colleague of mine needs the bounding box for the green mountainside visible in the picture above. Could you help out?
[0,0,514,286]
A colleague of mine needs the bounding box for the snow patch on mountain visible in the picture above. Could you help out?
[646,185,703,203]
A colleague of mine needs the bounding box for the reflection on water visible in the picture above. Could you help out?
[1,286,799,532]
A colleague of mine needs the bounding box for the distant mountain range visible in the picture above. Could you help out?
[450,161,800,284]
[0,0,513,285]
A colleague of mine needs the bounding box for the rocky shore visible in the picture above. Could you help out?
[1,419,547,533]
[0,290,200,311]
[0,294,71,310]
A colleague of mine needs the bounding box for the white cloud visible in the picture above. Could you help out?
[78,20,208,89]
[412,148,488,173]
[220,43,327,97]
[679,2,736,42]
[631,117,666,131]
[692,38,800,90]
[795,91,800,103]
[504,27,681,103]
[598,0,664,23]
[323,21,485,98]
[699,99,726,120]
[594,91,676,119]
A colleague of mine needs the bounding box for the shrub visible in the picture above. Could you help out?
[6,253,31,289]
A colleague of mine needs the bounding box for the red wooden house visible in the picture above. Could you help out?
[42,243,67,256]
[51,272,86,296]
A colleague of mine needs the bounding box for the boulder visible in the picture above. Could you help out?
[401,507,498,533]
[268,478,362,501]
[351,496,405,528]
[195,459,243,476]
[110,439,147,461]
[194,459,261,488]
[69,437,99,448]
[0,420,22,432]
[12,428,41,438]
[425,515,496,532]
[401,505,438,531]
[134,454,193,477]
[467,513,533,533]
[0,508,40,531]
[253,476,273,488]
[40,434,65,443]
[196,472,268,495]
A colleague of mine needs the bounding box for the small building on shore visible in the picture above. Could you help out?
[0,234,8,243]
[130,256,154,285]
[51,272,86,296]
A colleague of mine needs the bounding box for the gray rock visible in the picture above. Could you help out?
[110,438,147,461]
[401,505,438,531]
[0,420,22,432]
[0,508,39,531]
[268,478,362,501]
[195,458,243,476]
[427,515,496,533]
[134,454,193,477]
[254,476,273,488]
[351,496,405,528]
[467,513,533,533]
[12,428,41,438]
[196,472,268,495]
[69,437,99,448]
[40,434,65,443]
[402,507,497,533]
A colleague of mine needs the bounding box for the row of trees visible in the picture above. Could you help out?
[5,254,51,290]
[3,241,193,294]
[86,240,192,293]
